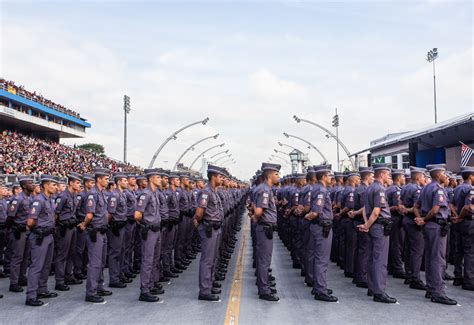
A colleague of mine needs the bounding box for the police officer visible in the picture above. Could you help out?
[337,171,360,278]
[453,166,474,290]
[54,172,83,292]
[301,167,317,287]
[107,173,129,288]
[400,167,427,290]
[7,175,34,293]
[122,174,137,281]
[452,166,473,290]
[253,162,280,301]
[73,173,94,280]
[175,172,192,271]
[305,164,338,302]
[386,169,407,279]
[164,172,181,277]
[193,164,226,301]
[25,175,59,306]
[0,183,8,286]
[135,169,162,302]
[78,168,112,303]
[350,166,374,288]
[414,164,457,305]
[358,163,397,303]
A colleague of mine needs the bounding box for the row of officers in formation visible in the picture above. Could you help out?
[247,162,473,305]
[0,166,248,306]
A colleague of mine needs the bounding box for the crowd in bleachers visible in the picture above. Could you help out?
[0,78,81,119]
[0,130,142,177]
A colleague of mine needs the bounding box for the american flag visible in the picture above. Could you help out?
[461,142,474,167]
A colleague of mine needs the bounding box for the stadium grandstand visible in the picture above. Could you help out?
[0,78,90,141]
[0,79,142,183]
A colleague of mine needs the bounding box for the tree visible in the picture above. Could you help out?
[78,143,105,155]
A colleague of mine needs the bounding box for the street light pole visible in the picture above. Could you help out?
[123,95,131,163]
[277,142,307,153]
[293,115,355,169]
[426,48,438,124]
[173,134,219,171]
[332,108,340,171]
[283,132,328,163]
[189,143,225,170]
[270,154,290,164]
[148,117,210,168]
[214,154,232,163]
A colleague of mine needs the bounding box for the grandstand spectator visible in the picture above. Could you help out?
[0,130,141,177]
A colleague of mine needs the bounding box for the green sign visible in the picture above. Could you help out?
[374,156,385,163]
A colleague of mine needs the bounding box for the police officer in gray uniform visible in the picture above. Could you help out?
[74,173,94,280]
[107,173,129,288]
[305,164,338,302]
[78,168,112,303]
[452,166,474,290]
[415,164,457,305]
[193,164,226,301]
[7,175,34,293]
[358,163,397,303]
[401,167,427,289]
[121,174,137,280]
[253,162,280,301]
[54,172,83,292]
[164,172,181,277]
[135,168,162,302]
[25,175,59,306]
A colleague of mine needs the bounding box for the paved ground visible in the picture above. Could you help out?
[0,216,473,324]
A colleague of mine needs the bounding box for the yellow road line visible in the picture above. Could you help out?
[224,218,249,325]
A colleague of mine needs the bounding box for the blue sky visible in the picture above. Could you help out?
[1,0,472,178]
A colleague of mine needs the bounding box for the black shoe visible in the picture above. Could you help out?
[215,275,225,281]
[268,268,272,273]
[18,278,27,286]
[150,287,165,295]
[444,273,455,281]
[373,293,397,303]
[218,267,228,273]
[153,282,163,289]
[453,278,463,286]
[9,284,23,293]
[425,291,432,299]
[356,282,368,288]
[326,289,333,295]
[164,271,179,278]
[125,272,137,279]
[270,287,277,294]
[65,278,83,285]
[37,291,58,299]
[305,281,314,287]
[409,280,427,290]
[431,295,457,305]
[462,284,474,291]
[344,272,354,278]
[268,281,276,287]
[25,298,44,307]
[211,288,221,294]
[86,295,104,303]
[139,293,159,302]
[292,263,302,269]
[0,294,3,298]
[109,282,127,288]
[314,292,338,302]
[74,273,87,280]
[367,289,374,297]
[120,276,133,284]
[175,264,187,271]
[171,268,183,274]
[213,281,222,288]
[97,290,113,296]
[0,272,9,278]
[393,272,406,279]
[55,284,70,291]
[259,293,280,302]
[404,278,411,285]
[199,293,220,301]
[159,276,171,282]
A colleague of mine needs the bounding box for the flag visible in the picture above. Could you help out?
[461,143,474,167]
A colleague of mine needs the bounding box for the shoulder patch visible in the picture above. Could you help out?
[263,192,269,198]
[32,201,40,206]
[87,195,94,200]
[202,194,208,199]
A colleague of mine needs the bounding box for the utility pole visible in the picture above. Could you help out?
[123,95,131,163]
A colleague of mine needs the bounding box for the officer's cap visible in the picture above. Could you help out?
[261,163,281,172]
